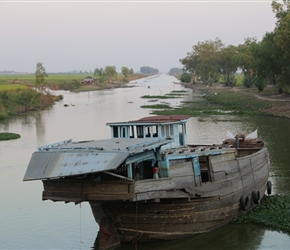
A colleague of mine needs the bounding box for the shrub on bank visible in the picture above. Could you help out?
[0,88,62,120]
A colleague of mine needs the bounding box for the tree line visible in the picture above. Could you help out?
[93,66,134,84]
[180,0,290,93]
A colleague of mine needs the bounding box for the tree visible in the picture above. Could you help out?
[218,45,239,86]
[121,66,130,79]
[271,0,290,93]
[104,66,117,83]
[168,68,183,77]
[35,62,48,89]
[129,68,134,75]
[94,67,106,84]
[140,66,159,74]
[236,38,258,88]
[180,38,223,85]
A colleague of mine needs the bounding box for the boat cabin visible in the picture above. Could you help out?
[23,114,269,205]
[106,115,191,149]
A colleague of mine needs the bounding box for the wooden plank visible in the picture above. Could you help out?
[135,178,175,193]
[43,180,134,202]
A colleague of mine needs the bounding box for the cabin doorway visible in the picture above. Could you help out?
[199,156,211,182]
[133,160,155,180]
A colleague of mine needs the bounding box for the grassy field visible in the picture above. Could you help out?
[0,73,91,86]
[0,73,147,92]
[0,84,28,91]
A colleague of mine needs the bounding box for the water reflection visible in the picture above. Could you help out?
[1,74,290,249]
[94,224,290,250]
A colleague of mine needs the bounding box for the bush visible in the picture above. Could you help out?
[180,73,192,83]
[254,75,266,92]
[243,75,254,88]
[0,88,61,119]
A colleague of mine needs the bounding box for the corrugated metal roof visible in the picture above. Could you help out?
[106,115,191,126]
[23,138,171,181]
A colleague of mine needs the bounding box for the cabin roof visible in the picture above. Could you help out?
[23,138,171,181]
[82,76,95,80]
[107,115,191,126]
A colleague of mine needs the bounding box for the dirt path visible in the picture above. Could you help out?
[231,86,290,102]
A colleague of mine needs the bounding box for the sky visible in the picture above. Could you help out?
[0,0,277,73]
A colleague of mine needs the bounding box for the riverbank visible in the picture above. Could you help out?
[0,74,148,120]
[153,82,290,119]
[71,74,147,92]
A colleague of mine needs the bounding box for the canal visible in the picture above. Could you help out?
[0,74,289,249]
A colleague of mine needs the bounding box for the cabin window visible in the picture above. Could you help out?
[145,127,151,137]
[122,127,126,138]
[166,126,170,137]
[152,126,158,137]
[137,126,144,138]
[164,125,174,138]
[130,126,135,138]
[161,126,165,137]
[113,127,118,138]
[170,125,174,136]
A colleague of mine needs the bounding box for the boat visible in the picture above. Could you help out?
[23,115,271,250]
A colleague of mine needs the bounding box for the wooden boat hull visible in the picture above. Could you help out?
[90,147,270,245]
[91,182,267,243]
[23,115,271,249]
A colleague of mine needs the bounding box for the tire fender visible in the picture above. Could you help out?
[240,195,249,211]
[267,180,272,195]
[252,190,260,205]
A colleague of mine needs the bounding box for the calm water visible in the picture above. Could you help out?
[1,74,290,249]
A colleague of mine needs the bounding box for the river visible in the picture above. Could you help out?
[0,74,289,249]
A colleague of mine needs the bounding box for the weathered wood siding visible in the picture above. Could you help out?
[169,158,195,188]
[42,180,134,202]
[96,196,241,242]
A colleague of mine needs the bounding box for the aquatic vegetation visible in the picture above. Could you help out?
[140,104,172,109]
[233,194,290,235]
[206,90,271,113]
[171,90,188,93]
[0,132,21,141]
[150,88,275,117]
[141,95,178,99]
[141,90,188,99]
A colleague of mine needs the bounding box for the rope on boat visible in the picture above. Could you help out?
[135,193,138,250]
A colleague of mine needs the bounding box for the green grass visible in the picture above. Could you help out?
[0,84,28,91]
[0,73,147,92]
[206,89,271,114]
[150,87,274,117]
[0,73,89,81]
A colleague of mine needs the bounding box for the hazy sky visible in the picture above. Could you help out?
[1,0,277,73]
